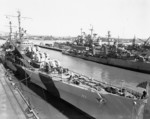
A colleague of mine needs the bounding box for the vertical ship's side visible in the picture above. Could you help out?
[86,55,150,73]
[62,50,150,74]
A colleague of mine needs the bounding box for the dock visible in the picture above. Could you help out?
[0,63,39,119]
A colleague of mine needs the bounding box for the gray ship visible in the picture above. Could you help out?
[62,49,150,74]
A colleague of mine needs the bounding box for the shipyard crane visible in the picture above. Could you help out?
[137,37,150,47]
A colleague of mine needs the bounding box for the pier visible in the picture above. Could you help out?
[0,63,39,119]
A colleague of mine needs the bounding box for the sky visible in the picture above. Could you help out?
[0,0,150,38]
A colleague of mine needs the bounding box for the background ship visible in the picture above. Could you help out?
[62,49,150,74]
[38,28,150,74]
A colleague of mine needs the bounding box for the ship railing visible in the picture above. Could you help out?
[35,65,142,101]
[67,69,143,99]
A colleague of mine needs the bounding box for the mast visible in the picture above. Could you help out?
[9,21,12,41]
[6,11,31,41]
[89,25,93,38]
[80,28,82,36]
[17,11,21,40]
[132,35,136,47]
[107,31,111,45]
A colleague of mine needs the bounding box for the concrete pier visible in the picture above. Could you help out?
[0,63,39,119]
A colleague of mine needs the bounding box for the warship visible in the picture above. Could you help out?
[62,49,150,74]
[1,11,149,119]
[37,29,150,74]
[38,42,62,51]
[60,29,150,74]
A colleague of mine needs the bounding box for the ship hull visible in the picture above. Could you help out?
[13,63,142,119]
[0,52,17,72]
[37,45,62,51]
[62,51,150,74]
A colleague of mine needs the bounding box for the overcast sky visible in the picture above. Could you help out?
[0,0,150,38]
